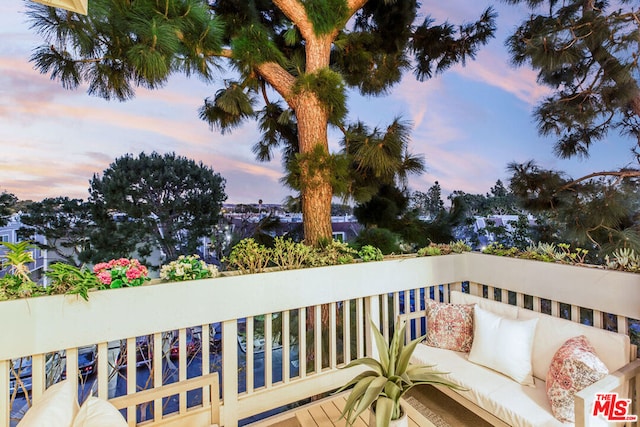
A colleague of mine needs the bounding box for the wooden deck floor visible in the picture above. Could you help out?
[246,393,435,427]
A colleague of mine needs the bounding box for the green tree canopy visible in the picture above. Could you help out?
[410,181,445,219]
[505,0,640,161]
[0,192,17,227]
[508,161,640,253]
[89,152,227,261]
[18,197,94,266]
[27,0,496,246]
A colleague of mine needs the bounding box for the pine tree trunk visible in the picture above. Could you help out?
[295,91,333,246]
[293,35,334,246]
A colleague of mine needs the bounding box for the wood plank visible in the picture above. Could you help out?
[254,392,437,427]
[333,395,368,427]
[295,409,318,426]
[322,398,349,427]
[308,403,334,427]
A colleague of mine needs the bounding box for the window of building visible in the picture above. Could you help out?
[332,232,345,242]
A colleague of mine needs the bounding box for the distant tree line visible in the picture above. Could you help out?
[3,159,638,265]
[1,152,226,267]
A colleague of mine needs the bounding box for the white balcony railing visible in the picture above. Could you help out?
[0,253,638,426]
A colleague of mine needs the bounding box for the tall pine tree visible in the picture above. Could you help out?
[27,0,496,245]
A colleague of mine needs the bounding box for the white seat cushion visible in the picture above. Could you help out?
[411,344,563,427]
[17,380,79,427]
[72,397,128,427]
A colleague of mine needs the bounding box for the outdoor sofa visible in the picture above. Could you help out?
[403,290,640,427]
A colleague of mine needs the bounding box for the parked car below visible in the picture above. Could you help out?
[62,346,97,380]
[169,328,201,359]
[77,346,97,378]
[9,352,64,395]
[115,337,152,369]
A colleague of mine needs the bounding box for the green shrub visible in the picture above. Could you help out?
[482,243,520,257]
[450,240,472,253]
[311,240,357,266]
[271,237,315,270]
[225,238,271,274]
[358,245,384,262]
[417,245,442,256]
[354,228,401,255]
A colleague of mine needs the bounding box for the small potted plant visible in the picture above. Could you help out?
[337,320,461,427]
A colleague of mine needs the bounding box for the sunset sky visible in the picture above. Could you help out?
[1,1,637,205]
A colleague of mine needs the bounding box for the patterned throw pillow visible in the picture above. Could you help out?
[546,335,609,423]
[425,300,475,352]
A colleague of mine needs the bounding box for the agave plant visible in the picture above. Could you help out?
[337,320,461,427]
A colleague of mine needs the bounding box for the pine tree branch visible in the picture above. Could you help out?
[255,62,296,101]
[273,0,367,40]
[272,0,313,39]
[218,49,233,59]
[557,170,640,192]
[579,4,640,117]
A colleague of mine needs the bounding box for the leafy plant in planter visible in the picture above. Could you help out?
[605,248,640,273]
[417,241,471,257]
[0,241,47,300]
[160,254,219,281]
[45,263,105,301]
[270,237,315,271]
[93,258,150,288]
[358,245,384,262]
[337,321,460,427]
[225,238,271,274]
[311,239,357,266]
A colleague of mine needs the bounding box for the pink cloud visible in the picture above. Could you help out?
[454,52,551,105]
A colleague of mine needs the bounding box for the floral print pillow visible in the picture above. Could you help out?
[425,300,475,352]
[546,335,609,423]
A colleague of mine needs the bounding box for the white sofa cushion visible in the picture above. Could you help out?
[450,290,518,319]
[517,308,630,380]
[411,344,564,427]
[17,380,79,427]
[72,397,128,427]
[468,306,538,386]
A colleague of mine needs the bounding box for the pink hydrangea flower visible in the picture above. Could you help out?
[96,271,112,285]
[93,258,149,287]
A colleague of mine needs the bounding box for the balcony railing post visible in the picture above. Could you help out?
[365,295,380,359]
[222,320,239,427]
[0,360,7,427]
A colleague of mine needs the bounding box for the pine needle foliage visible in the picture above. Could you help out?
[340,117,424,203]
[231,24,287,69]
[28,0,224,100]
[505,0,640,158]
[508,161,640,254]
[253,102,298,162]
[292,68,347,123]
[302,0,349,36]
[199,83,256,134]
[284,145,350,193]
